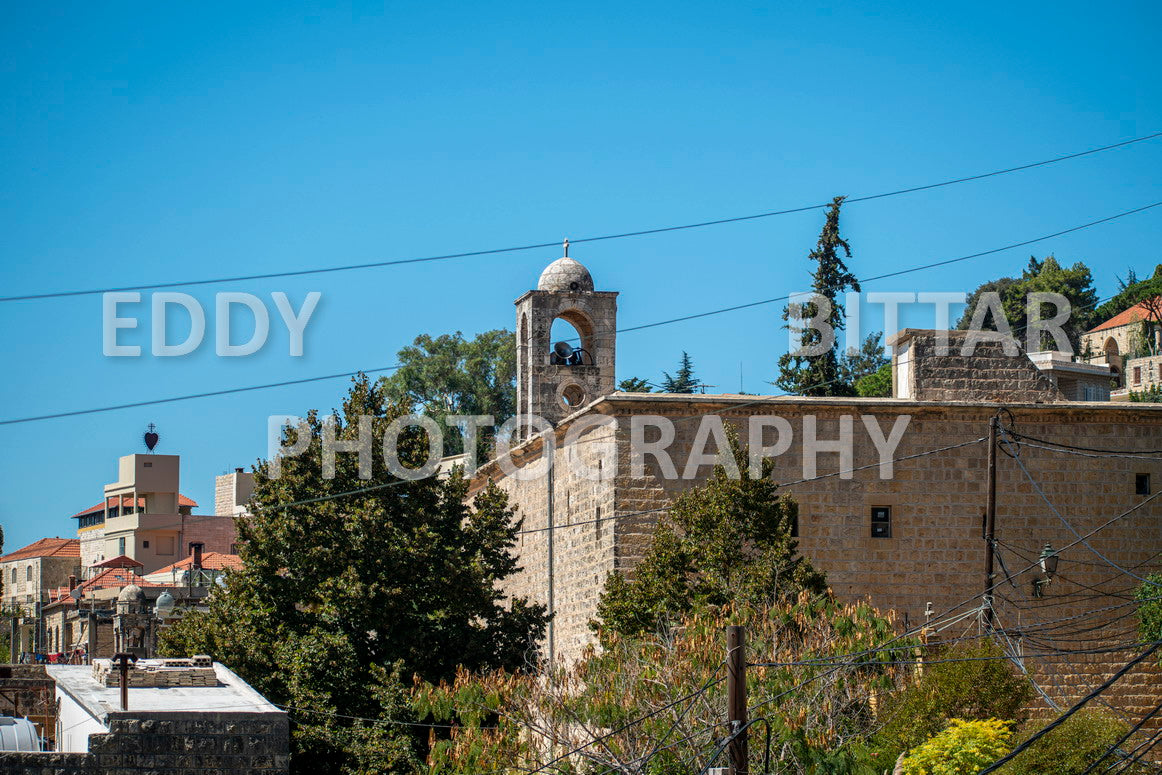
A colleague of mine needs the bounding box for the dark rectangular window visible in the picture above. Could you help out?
[1134,366,1142,385]
[871,506,892,538]
[142,540,150,549]
[1136,474,1151,496]
[118,537,126,556]
[790,513,798,538]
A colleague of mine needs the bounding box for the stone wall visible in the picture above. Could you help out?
[1127,355,1162,393]
[891,329,1064,403]
[477,393,1162,720]
[0,712,289,775]
[476,414,618,662]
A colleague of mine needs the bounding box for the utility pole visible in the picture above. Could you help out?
[726,625,748,775]
[983,416,999,630]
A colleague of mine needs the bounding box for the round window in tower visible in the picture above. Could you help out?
[559,383,587,410]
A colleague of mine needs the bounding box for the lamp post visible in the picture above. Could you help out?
[1033,543,1059,598]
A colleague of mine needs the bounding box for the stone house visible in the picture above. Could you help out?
[472,252,1162,719]
[1081,296,1162,387]
[0,538,80,615]
[0,658,288,773]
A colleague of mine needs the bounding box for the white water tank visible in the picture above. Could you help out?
[0,717,40,751]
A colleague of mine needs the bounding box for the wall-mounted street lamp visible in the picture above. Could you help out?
[1033,543,1060,598]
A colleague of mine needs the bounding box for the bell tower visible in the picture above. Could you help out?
[516,242,618,438]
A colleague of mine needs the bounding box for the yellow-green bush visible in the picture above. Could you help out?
[901,718,1013,775]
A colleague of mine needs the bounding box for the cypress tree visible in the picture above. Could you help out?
[776,196,860,396]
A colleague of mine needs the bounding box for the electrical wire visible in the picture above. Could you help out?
[978,642,1162,775]
[0,365,401,426]
[6,198,1160,427]
[1000,429,1162,588]
[4,132,1159,303]
[615,201,1162,334]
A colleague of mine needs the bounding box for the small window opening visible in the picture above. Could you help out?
[561,384,586,408]
[871,506,892,538]
[1136,473,1151,496]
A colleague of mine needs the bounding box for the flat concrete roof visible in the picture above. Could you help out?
[47,663,282,722]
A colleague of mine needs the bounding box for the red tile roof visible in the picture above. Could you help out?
[0,538,81,564]
[1089,298,1162,333]
[71,494,198,519]
[148,552,242,577]
[48,567,165,603]
[91,555,144,569]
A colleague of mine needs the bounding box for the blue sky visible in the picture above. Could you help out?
[1,1,1160,551]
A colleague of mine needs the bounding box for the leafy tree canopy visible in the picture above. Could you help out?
[159,375,546,774]
[871,640,1033,761]
[1092,263,1162,324]
[855,362,892,397]
[840,331,890,387]
[378,330,515,456]
[415,597,911,775]
[593,429,826,642]
[956,255,1098,352]
[777,196,861,396]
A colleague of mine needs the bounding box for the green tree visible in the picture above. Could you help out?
[1135,572,1162,653]
[855,362,892,397]
[159,375,547,774]
[956,256,1098,352]
[378,329,515,456]
[661,351,699,393]
[1093,263,1162,324]
[416,597,911,775]
[998,710,1147,775]
[617,376,653,393]
[840,331,890,387]
[593,430,826,641]
[777,196,861,396]
[871,641,1034,762]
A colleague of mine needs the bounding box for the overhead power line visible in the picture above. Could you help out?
[4,200,1159,427]
[616,200,1162,333]
[0,365,401,426]
[2,132,1159,303]
[977,642,1162,775]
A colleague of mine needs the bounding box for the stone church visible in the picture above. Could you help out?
[470,249,1162,717]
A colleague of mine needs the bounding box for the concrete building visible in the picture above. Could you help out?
[0,658,288,773]
[1026,349,1112,401]
[72,494,197,570]
[77,453,236,573]
[476,253,1162,721]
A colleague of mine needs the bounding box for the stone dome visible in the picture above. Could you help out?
[538,256,594,293]
[117,584,146,605]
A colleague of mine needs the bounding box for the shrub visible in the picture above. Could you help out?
[870,641,1033,761]
[998,709,1151,775]
[901,719,1013,775]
